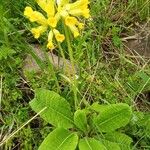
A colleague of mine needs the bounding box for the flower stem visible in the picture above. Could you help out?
[63,24,79,110]
[57,42,68,74]
[42,47,60,93]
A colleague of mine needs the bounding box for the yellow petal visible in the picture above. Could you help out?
[73,31,79,38]
[66,0,89,10]
[31,26,47,39]
[36,0,46,10]
[53,29,65,42]
[82,8,90,18]
[57,0,69,6]
[68,25,80,38]
[59,9,68,17]
[47,31,54,49]
[65,0,90,18]
[80,0,90,5]
[65,16,77,26]
[77,22,84,29]
[24,6,47,24]
[47,41,55,49]
[37,0,55,17]
[53,29,59,35]
[24,7,33,17]
[48,30,54,41]
[55,34,65,42]
[31,29,40,39]
[27,10,47,25]
[69,8,90,18]
[47,17,57,28]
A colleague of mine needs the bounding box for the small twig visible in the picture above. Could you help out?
[134,77,150,103]
[121,35,138,41]
[7,29,26,36]
[80,59,100,107]
[0,75,2,110]
[0,107,47,146]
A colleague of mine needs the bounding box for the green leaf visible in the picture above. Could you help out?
[101,139,121,150]
[94,103,132,132]
[79,138,106,150]
[104,132,133,150]
[0,46,15,60]
[74,109,87,132]
[112,35,122,48]
[30,89,73,128]
[94,135,121,150]
[39,127,78,150]
[90,102,109,113]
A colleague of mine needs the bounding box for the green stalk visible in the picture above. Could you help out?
[41,47,60,93]
[63,24,78,110]
[57,42,68,73]
[57,42,75,82]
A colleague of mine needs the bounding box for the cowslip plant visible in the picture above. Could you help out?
[30,89,133,150]
[24,0,90,109]
[24,1,133,149]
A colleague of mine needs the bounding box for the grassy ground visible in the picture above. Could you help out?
[0,0,150,149]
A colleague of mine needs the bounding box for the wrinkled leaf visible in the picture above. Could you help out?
[30,89,73,128]
[101,139,121,150]
[39,127,78,150]
[104,132,133,150]
[74,109,87,132]
[90,102,109,113]
[79,138,106,150]
[94,103,132,132]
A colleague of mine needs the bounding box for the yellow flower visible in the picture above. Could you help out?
[31,11,47,25]
[24,0,90,49]
[47,17,57,28]
[24,7,33,16]
[55,34,65,42]
[69,25,80,38]
[47,31,55,49]
[65,16,77,26]
[53,29,65,42]
[31,26,47,39]
[55,0,90,37]
[64,0,90,18]
[65,16,84,37]
[77,23,84,29]
[82,8,90,18]
[59,9,68,18]
[24,7,47,25]
[57,0,69,6]
[68,7,90,18]
[37,0,55,17]
[47,41,54,49]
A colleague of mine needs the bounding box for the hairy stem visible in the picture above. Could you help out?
[63,24,79,110]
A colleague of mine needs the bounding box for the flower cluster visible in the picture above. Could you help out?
[24,0,90,49]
